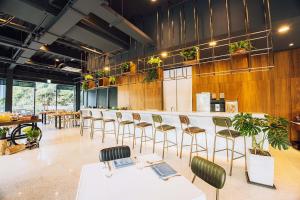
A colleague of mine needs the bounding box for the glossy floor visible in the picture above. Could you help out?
[0,125,299,200]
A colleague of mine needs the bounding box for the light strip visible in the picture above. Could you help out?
[81,46,102,54]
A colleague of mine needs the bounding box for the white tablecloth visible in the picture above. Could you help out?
[76,154,206,200]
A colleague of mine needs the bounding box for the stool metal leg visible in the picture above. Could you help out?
[80,119,84,136]
[113,122,117,143]
[189,134,195,166]
[140,128,144,153]
[175,129,178,156]
[90,120,94,139]
[180,131,184,159]
[117,124,120,144]
[162,132,166,159]
[121,125,125,145]
[212,135,217,163]
[153,129,156,154]
[102,122,106,143]
[229,139,235,176]
[205,132,208,160]
[244,136,247,171]
[226,137,229,161]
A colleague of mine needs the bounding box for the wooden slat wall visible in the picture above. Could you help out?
[192,49,300,140]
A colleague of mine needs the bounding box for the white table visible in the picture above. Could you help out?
[76,154,206,200]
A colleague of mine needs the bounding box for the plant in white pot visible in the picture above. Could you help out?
[232,113,289,187]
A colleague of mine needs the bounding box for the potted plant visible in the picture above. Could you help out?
[23,127,41,149]
[109,76,116,85]
[121,63,130,74]
[232,113,289,187]
[0,127,8,140]
[84,74,95,89]
[144,68,158,82]
[147,56,162,68]
[180,46,200,61]
[81,81,88,91]
[96,70,109,87]
[229,40,253,55]
[95,70,105,78]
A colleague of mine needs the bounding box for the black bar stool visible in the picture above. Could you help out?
[79,110,93,137]
[116,112,134,145]
[152,114,178,159]
[212,116,247,176]
[132,113,153,153]
[179,115,208,165]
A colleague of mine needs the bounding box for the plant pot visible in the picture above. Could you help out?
[88,80,96,89]
[98,77,109,87]
[231,48,248,56]
[246,149,275,187]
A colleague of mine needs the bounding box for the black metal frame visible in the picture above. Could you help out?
[6,122,42,145]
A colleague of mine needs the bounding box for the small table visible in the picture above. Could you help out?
[76,154,206,200]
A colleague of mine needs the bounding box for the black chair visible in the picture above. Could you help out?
[99,145,131,162]
[191,156,226,200]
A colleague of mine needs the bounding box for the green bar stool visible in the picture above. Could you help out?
[152,114,178,159]
[212,116,247,176]
[179,115,208,166]
[101,113,117,143]
[90,110,104,139]
[191,156,226,200]
[116,112,134,145]
[132,113,153,153]
[79,110,93,137]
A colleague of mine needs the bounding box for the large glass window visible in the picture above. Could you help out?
[57,85,75,111]
[0,79,6,112]
[35,82,57,113]
[12,80,35,115]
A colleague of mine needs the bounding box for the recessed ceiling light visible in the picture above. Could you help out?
[55,58,59,62]
[278,25,290,34]
[47,79,51,83]
[151,0,157,2]
[161,51,168,58]
[289,43,294,47]
[209,41,217,47]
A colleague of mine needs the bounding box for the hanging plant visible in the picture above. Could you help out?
[180,46,199,61]
[95,70,105,78]
[229,40,254,55]
[144,68,158,82]
[84,74,94,80]
[121,63,130,73]
[147,56,162,68]
[81,81,88,91]
[109,76,116,85]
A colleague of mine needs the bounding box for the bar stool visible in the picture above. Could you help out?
[101,113,117,143]
[116,112,134,145]
[79,110,93,137]
[212,116,247,176]
[152,114,178,159]
[132,113,153,153]
[90,111,104,139]
[179,115,208,165]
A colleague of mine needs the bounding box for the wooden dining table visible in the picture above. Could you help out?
[76,154,206,200]
[50,112,80,129]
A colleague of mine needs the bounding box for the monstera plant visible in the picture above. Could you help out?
[232,113,289,186]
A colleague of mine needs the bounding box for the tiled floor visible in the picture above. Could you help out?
[0,125,299,200]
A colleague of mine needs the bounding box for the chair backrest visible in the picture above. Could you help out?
[132,113,141,121]
[191,156,226,189]
[152,114,163,124]
[99,146,131,162]
[212,116,232,128]
[79,110,92,117]
[179,115,190,125]
[99,110,104,118]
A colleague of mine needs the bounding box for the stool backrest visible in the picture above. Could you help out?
[179,115,190,125]
[212,116,232,128]
[80,110,92,117]
[132,113,141,121]
[99,146,131,162]
[99,111,104,118]
[191,156,226,189]
[116,112,122,121]
[152,114,162,124]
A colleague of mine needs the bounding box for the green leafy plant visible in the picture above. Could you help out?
[229,40,253,54]
[180,46,199,61]
[95,70,105,78]
[23,127,41,142]
[147,56,162,68]
[144,68,158,82]
[84,74,94,80]
[121,63,130,73]
[232,113,289,155]
[109,76,116,85]
[81,81,88,91]
[0,127,9,139]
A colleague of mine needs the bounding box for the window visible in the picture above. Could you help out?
[57,85,75,111]
[35,82,57,113]
[0,79,6,112]
[12,80,35,115]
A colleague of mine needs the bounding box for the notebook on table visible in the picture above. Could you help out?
[113,158,134,169]
[151,162,177,178]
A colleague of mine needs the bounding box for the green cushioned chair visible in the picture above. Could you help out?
[116,112,134,146]
[212,116,247,176]
[191,156,226,200]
